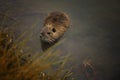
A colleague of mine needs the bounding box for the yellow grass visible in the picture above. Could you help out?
[0,10,74,80]
[0,29,73,80]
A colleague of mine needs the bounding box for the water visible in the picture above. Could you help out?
[0,0,120,80]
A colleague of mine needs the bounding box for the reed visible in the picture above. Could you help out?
[0,29,73,80]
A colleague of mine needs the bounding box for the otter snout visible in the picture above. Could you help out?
[40,32,43,38]
[40,30,54,43]
[40,31,51,38]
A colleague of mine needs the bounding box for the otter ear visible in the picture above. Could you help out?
[59,16,66,23]
[52,16,66,24]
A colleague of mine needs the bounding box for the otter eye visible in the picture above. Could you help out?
[52,28,56,33]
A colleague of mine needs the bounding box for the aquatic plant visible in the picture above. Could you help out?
[0,29,73,80]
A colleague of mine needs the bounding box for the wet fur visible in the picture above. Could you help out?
[40,11,70,43]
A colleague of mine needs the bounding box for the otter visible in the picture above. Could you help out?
[40,11,70,43]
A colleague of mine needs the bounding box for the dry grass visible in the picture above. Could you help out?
[0,29,73,80]
[0,10,73,80]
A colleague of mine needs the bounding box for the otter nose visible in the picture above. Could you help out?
[47,32,51,35]
[40,32,44,36]
[40,32,44,38]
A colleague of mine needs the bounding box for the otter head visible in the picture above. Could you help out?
[40,11,70,43]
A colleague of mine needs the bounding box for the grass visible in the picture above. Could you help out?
[0,10,74,80]
[0,29,73,80]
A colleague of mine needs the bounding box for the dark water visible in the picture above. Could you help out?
[0,0,120,80]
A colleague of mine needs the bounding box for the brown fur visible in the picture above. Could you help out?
[40,11,70,43]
